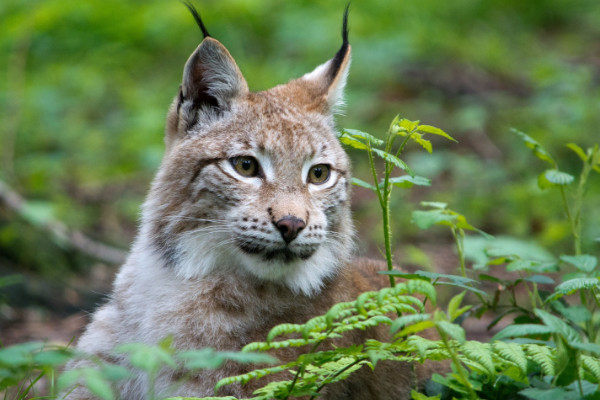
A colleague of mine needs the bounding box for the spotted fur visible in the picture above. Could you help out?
[65,7,441,399]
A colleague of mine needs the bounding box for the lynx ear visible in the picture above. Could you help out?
[179,37,248,119]
[301,5,351,112]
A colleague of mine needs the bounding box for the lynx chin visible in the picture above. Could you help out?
[65,5,439,399]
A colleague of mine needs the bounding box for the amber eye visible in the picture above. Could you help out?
[231,156,259,177]
[308,164,330,184]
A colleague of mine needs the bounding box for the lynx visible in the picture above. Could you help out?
[65,5,439,399]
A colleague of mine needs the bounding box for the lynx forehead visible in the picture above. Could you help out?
[139,5,354,295]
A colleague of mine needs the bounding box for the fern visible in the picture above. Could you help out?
[524,344,556,376]
[491,341,528,375]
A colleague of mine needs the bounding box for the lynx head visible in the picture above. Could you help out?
[140,5,354,295]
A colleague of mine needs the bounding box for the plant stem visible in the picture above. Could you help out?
[452,227,467,278]
[436,327,477,400]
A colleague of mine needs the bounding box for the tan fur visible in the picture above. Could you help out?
[65,14,441,400]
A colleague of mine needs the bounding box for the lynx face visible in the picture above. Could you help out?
[139,14,353,296]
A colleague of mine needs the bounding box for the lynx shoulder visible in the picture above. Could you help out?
[65,6,438,399]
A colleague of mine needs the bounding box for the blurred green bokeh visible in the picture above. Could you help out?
[1,0,599,312]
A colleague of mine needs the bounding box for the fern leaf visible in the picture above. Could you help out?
[214,364,290,393]
[492,341,528,375]
[460,341,495,377]
[582,354,600,383]
[524,344,556,376]
[391,313,431,334]
[266,323,303,343]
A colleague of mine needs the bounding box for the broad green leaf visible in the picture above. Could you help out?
[524,275,555,285]
[553,303,592,324]
[386,175,431,188]
[420,201,448,209]
[506,259,558,273]
[447,291,467,322]
[0,342,44,366]
[372,148,411,173]
[412,133,433,154]
[492,324,553,341]
[390,314,431,334]
[417,125,457,142]
[411,210,457,229]
[435,320,465,343]
[554,277,600,295]
[178,348,224,369]
[85,372,115,400]
[512,128,555,165]
[411,389,441,400]
[571,342,600,356]
[342,128,384,146]
[397,119,419,133]
[560,254,597,273]
[351,177,376,191]
[33,349,74,366]
[379,270,476,285]
[116,342,176,372]
[534,309,581,343]
[519,387,570,400]
[20,201,56,227]
[339,134,368,150]
[542,169,574,186]
[566,143,588,162]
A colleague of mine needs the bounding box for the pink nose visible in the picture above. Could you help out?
[275,216,306,243]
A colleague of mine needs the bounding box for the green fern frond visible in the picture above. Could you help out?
[266,324,304,343]
[492,341,528,375]
[214,364,292,393]
[524,344,556,376]
[460,341,495,377]
[581,354,600,383]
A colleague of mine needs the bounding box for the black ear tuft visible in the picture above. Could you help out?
[330,3,350,81]
[182,1,211,39]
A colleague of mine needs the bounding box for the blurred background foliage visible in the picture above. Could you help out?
[1,0,599,330]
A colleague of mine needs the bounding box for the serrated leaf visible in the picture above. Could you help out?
[543,169,574,186]
[391,314,431,334]
[397,119,419,133]
[351,177,376,191]
[342,128,384,146]
[560,254,597,273]
[524,275,555,285]
[492,324,553,341]
[519,387,569,400]
[554,277,600,295]
[447,291,467,322]
[512,128,555,165]
[386,175,431,188]
[420,201,448,209]
[339,134,368,150]
[413,134,433,154]
[436,320,465,343]
[372,148,411,173]
[492,341,528,374]
[506,259,558,273]
[566,143,589,162]
[411,210,457,229]
[534,309,581,343]
[418,125,457,142]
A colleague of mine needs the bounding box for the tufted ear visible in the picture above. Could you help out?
[178,37,248,121]
[300,5,351,112]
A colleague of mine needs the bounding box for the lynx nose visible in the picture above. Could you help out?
[275,216,306,243]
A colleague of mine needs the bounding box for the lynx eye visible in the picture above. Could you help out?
[308,164,330,184]
[231,156,259,177]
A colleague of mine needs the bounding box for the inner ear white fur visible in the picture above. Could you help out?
[301,48,351,112]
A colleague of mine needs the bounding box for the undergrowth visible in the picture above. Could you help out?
[1,117,599,399]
